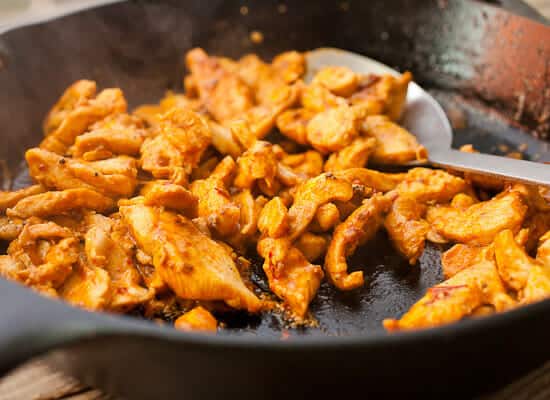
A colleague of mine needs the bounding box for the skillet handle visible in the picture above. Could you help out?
[429,149,550,187]
[0,278,106,375]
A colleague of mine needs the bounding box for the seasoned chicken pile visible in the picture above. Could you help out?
[1,48,549,333]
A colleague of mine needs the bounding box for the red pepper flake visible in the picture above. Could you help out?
[280,330,290,340]
[430,284,468,293]
[425,284,468,305]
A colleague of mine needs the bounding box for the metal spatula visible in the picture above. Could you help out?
[306,48,550,186]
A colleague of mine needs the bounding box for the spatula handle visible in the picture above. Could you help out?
[429,149,550,187]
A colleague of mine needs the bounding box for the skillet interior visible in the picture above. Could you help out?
[0,0,549,338]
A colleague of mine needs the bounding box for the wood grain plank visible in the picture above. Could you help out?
[0,359,86,400]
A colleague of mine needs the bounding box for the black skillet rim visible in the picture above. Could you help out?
[10,277,550,350]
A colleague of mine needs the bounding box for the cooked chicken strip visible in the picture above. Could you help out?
[441,244,489,279]
[73,113,147,159]
[287,173,354,240]
[236,190,265,237]
[0,255,21,283]
[239,52,300,109]
[257,237,323,318]
[227,190,267,252]
[208,120,243,158]
[120,203,261,312]
[133,91,203,130]
[41,87,127,154]
[350,72,411,121]
[306,105,364,154]
[234,141,279,196]
[522,265,550,304]
[361,115,426,164]
[4,219,78,291]
[442,229,529,280]
[384,260,515,331]
[0,216,24,241]
[186,48,254,122]
[276,108,316,145]
[26,148,137,198]
[175,306,218,332]
[7,189,114,219]
[523,212,550,253]
[190,156,240,237]
[326,193,394,290]
[234,105,280,142]
[0,185,46,212]
[324,137,377,172]
[228,83,300,140]
[258,197,289,239]
[281,151,324,179]
[84,213,151,311]
[271,51,306,84]
[60,260,112,311]
[427,190,527,245]
[141,181,198,217]
[295,232,329,263]
[537,231,550,267]
[313,66,359,97]
[43,80,98,135]
[301,83,347,112]
[140,108,212,181]
[396,168,467,203]
[494,229,542,291]
[384,195,429,265]
[235,54,271,89]
[494,229,550,304]
[310,203,340,233]
[334,168,406,193]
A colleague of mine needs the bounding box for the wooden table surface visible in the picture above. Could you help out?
[0,1,549,399]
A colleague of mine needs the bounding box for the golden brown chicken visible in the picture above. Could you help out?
[1,218,78,295]
[324,137,377,172]
[234,141,279,195]
[2,48,549,335]
[257,237,323,319]
[395,168,467,203]
[313,66,359,97]
[306,105,365,154]
[384,259,516,331]
[0,185,46,212]
[41,83,127,154]
[287,173,354,240]
[120,202,261,313]
[175,306,218,332]
[190,156,240,237]
[26,148,138,198]
[325,193,394,290]
[83,213,151,311]
[493,229,550,304]
[361,115,426,164]
[186,48,254,123]
[140,108,212,182]
[384,195,429,265]
[73,113,147,160]
[7,189,114,219]
[427,190,527,245]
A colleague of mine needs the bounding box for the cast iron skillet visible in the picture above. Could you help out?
[0,1,549,398]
